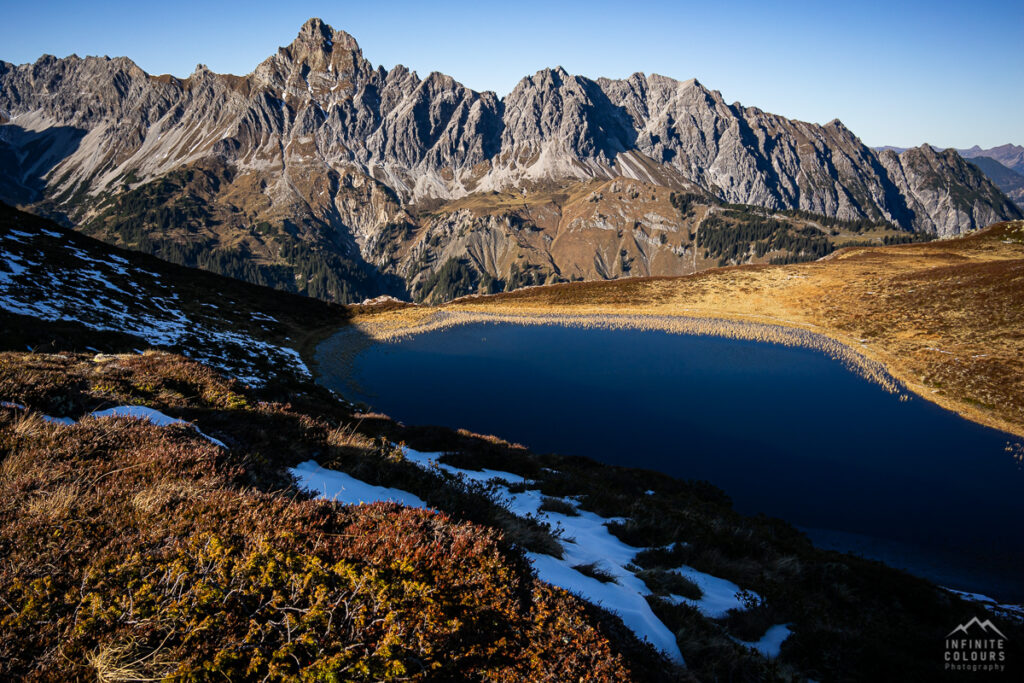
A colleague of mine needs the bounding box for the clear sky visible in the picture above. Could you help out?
[2,0,1021,149]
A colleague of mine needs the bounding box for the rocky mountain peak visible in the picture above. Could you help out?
[904,144,966,168]
[260,17,366,78]
[249,18,372,96]
[292,17,360,55]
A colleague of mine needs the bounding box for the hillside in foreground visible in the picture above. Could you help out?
[0,351,672,681]
[3,204,1024,680]
[5,349,1023,681]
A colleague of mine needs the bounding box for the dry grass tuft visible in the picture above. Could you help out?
[131,481,205,516]
[326,422,375,450]
[24,483,81,521]
[0,440,49,485]
[11,412,53,440]
[87,639,176,682]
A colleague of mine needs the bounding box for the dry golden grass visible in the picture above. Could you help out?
[24,483,80,521]
[87,638,176,682]
[130,481,206,516]
[326,422,376,450]
[348,220,1024,437]
[10,412,52,441]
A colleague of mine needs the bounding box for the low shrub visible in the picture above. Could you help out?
[573,562,619,584]
[539,495,579,516]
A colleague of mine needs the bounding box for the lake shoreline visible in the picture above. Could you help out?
[331,302,1024,441]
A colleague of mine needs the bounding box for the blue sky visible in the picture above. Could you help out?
[2,0,1021,149]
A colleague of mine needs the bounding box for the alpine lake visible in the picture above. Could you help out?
[316,321,1024,603]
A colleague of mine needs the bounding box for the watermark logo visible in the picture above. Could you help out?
[945,617,1007,673]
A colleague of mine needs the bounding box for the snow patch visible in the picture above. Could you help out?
[401,448,685,663]
[735,624,791,659]
[944,587,1024,622]
[29,404,227,447]
[88,405,227,448]
[402,448,527,485]
[291,460,427,508]
[663,565,757,618]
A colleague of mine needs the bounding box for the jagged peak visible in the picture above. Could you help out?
[901,144,966,166]
[422,71,457,88]
[250,18,367,82]
[912,143,946,157]
[291,18,360,55]
[529,66,572,84]
[386,63,414,80]
[825,118,855,134]
[299,17,329,36]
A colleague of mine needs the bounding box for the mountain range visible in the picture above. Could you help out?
[961,155,1024,209]
[877,144,1024,210]
[1,18,1020,302]
[958,144,1024,175]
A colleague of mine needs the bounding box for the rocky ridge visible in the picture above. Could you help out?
[0,18,1019,302]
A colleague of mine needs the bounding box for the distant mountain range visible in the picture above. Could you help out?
[876,145,1024,210]
[1,18,1020,302]
[965,156,1024,209]
[958,144,1024,175]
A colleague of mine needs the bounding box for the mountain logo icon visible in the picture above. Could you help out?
[946,617,1007,639]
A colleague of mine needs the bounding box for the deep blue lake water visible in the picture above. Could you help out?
[317,322,1024,602]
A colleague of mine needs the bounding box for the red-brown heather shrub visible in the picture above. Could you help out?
[0,352,671,681]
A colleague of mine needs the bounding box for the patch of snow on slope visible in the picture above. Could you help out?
[664,565,757,618]
[735,624,791,659]
[0,229,308,385]
[89,405,227,448]
[14,401,229,446]
[290,460,427,508]
[0,253,28,276]
[401,448,685,664]
[402,448,527,485]
[944,587,1024,622]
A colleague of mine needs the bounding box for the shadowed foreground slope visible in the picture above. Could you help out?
[0,352,672,681]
